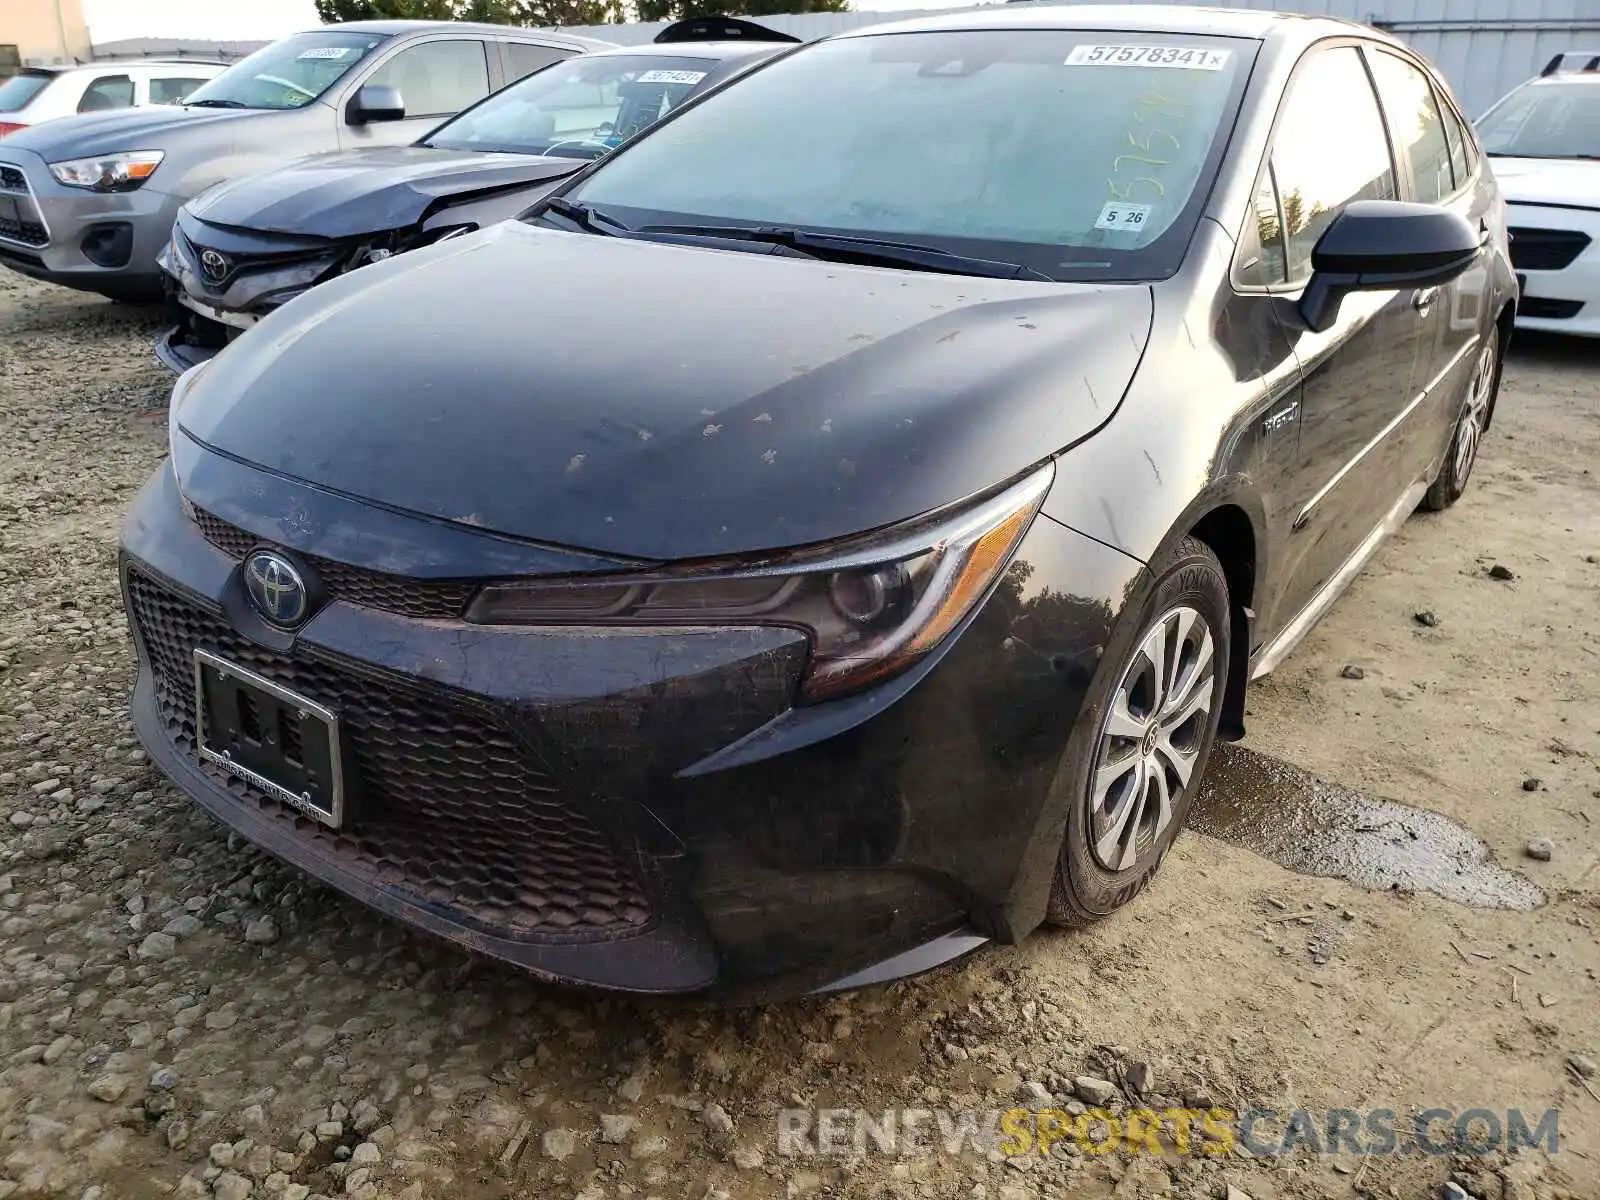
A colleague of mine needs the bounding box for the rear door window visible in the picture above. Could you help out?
[503,42,576,83]
[78,74,135,113]
[366,39,491,118]
[1438,97,1476,187]
[150,76,210,105]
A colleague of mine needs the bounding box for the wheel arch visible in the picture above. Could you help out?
[1140,484,1266,743]
[1485,299,1515,432]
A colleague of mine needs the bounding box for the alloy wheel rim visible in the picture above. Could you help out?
[1088,605,1216,872]
[1454,337,1496,483]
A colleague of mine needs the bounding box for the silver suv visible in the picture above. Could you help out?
[0,21,611,302]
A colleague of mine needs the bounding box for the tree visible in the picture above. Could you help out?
[315,0,621,27]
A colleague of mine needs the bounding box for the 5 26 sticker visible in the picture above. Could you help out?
[1095,202,1153,232]
[1066,45,1231,71]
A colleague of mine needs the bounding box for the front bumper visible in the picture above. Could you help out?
[1508,202,1600,338]
[119,447,1141,998]
[0,147,180,297]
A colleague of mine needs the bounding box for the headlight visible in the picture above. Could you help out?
[48,150,164,191]
[466,463,1053,702]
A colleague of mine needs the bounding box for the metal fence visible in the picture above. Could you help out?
[94,0,1600,117]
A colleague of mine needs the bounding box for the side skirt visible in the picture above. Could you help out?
[1249,479,1428,681]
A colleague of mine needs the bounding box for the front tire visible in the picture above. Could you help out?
[1047,536,1229,927]
[1420,326,1501,512]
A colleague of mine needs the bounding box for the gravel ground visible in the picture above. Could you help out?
[0,271,1596,1200]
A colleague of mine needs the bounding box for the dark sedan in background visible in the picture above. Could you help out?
[120,5,1514,999]
[155,18,799,370]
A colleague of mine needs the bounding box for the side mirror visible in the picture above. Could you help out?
[1300,200,1481,333]
[348,84,406,125]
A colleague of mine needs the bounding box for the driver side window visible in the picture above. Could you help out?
[1257,46,1398,285]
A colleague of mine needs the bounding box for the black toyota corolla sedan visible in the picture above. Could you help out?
[120,5,1514,999]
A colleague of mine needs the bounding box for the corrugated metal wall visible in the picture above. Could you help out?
[558,0,1600,117]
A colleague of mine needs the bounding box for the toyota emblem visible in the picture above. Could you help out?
[199,248,229,282]
[243,550,311,628]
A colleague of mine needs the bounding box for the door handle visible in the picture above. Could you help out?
[1412,286,1438,312]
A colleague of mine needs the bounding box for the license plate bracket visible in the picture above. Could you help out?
[0,193,20,227]
[177,290,258,330]
[194,648,346,827]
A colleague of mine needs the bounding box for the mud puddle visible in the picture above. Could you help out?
[1191,743,1543,909]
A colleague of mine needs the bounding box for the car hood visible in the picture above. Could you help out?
[178,221,1153,561]
[1489,155,1600,207]
[186,145,586,238]
[2,103,280,156]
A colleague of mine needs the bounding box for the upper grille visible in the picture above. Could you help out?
[0,165,24,191]
[194,509,476,619]
[1509,227,1591,271]
[127,567,655,941]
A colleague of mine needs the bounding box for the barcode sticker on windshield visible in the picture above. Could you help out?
[297,47,355,59]
[1095,202,1153,232]
[634,69,707,85]
[1066,45,1230,70]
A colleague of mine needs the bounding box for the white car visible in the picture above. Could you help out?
[0,62,225,138]
[1479,53,1600,336]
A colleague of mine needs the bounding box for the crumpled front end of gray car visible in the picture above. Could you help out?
[155,210,472,372]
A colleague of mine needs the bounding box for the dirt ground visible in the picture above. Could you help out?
[0,269,1595,1200]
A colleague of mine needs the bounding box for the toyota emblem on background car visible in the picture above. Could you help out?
[200,249,230,282]
[243,550,310,627]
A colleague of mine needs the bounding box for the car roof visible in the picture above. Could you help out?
[22,61,224,76]
[587,41,791,64]
[838,3,1373,45]
[320,20,611,48]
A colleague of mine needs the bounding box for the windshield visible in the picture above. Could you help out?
[0,72,53,113]
[1479,80,1600,159]
[562,30,1252,281]
[427,53,720,159]
[183,31,389,111]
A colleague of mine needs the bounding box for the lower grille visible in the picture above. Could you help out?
[0,215,46,248]
[0,165,47,247]
[1518,296,1584,320]
[127,567,655,940]
[193,509,475,619]
[1509,227,1591,271]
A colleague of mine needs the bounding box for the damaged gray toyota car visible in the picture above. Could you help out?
[155,18,799,370]
[120,5,1514,1000]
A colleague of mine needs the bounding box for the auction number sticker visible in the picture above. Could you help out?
[1066,45,1231,70]
[297,47,355,59]
[634,70,707,85]
[1095,202,1153,232]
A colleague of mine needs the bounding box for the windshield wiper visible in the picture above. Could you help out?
[186,98,251,109]
[538,197,630,236]
[637,223,1054,281]
[1487,150,1600,160]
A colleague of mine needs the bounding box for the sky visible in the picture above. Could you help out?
[82,0,979,44]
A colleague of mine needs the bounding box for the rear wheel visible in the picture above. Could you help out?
[1047,536,1229,927]
[1421,326,1500,512]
